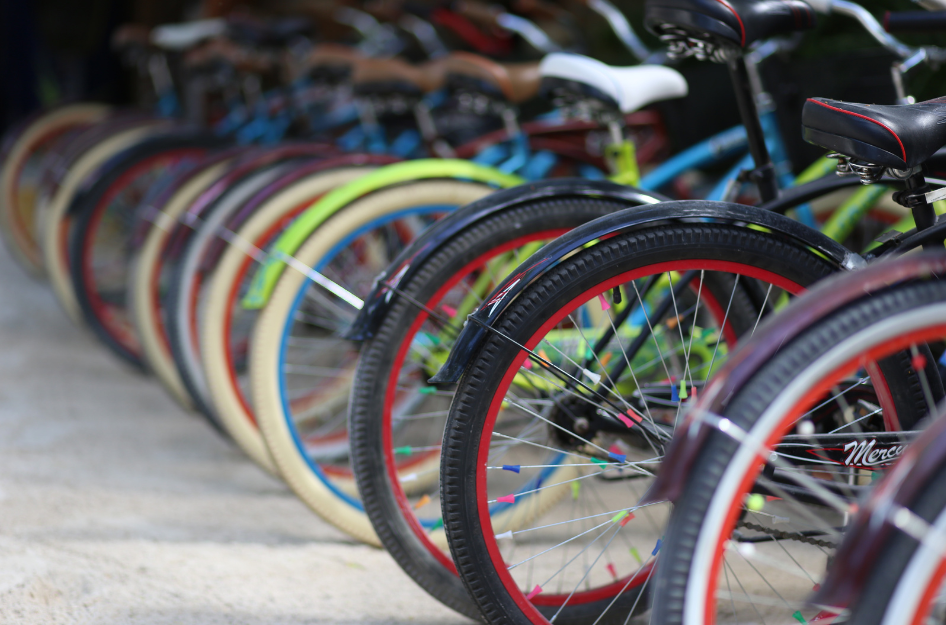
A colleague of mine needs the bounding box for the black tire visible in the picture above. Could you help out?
[652,278,946,625]
[846,454,946,625]
[441,222,840,625]
[350,197,666,620]
[68,132,226,368]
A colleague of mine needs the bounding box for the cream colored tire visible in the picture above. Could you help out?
[0,104,111,278]
[128,161,232,407]
[41,123,166,325]
[251,180,495,545]
[201,166,372,474]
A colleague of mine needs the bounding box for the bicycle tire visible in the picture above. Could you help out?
[251,179,497,545]
[164,160,306,414]
[68,133,223,367]
[201,166,376,474]
[0,103,111,278]
[846,442,946,625]
[349,196,656,619]
[129,157,237,407]
[440,222,840,625]
[145,144,335,408]
[41,122,168,325]
[652,279,946,625]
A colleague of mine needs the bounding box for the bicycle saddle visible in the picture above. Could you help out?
[442,53,541,103]
[353,58,445,96]
[644,0,815,50]
[538,53,688,114]
[150,19,227,51]
[802,97,946,169]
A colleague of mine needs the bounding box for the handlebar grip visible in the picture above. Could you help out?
[884,10,946,32]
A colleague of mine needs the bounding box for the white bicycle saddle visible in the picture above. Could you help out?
[539,53,688,113]
[151,19,227,51]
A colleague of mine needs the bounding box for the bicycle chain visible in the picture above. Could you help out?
[737,520,837,549]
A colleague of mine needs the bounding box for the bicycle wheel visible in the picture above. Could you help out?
[130,144,333,408]
[128,154,240,406]
[349,196,655,619]
[68,133,223,367]
[201,165,377,474]
[41,121,168,325]
[251,179,497,545]
[652,265,946,625]
[842,415,946,625]
[439,222,840,625]
[163,159,312,413]
[167,164,369,430]
[0,103,111,277]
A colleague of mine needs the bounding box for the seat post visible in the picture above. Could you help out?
[903,173,939,246]
[726,55,779,203]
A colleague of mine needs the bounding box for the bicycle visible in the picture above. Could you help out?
[183,3,682,460]
[160,46,664,430]
[642,251,946,623]
[430,0,946,622]
[344,3,946,621]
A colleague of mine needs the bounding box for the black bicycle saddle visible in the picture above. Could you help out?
[644,0,815,49]
[803,97,946,169]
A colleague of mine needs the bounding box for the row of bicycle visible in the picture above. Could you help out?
[6,0,946,623]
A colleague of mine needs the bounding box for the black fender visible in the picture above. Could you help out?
[344,178,669,342]
[429,199,865,385]
[66,129,231,217]
[813,398,946,609]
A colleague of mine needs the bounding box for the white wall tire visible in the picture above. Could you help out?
[251,180,495,545]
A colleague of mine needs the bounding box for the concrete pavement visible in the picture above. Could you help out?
[0,241,468,625]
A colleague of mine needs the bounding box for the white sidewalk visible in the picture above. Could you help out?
[0,242,467,625]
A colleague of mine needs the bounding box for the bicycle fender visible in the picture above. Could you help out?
[163,143,336,259]
[241,159,524,309]
[429,199,864,386]
[814,402,946,609]
[642,253,946,507]
[65,130,230,217]
[345,178,668,342]
[199,153,400,273]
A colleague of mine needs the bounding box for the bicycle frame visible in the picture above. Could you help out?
[237,44,895,312]
[242,115,881,314]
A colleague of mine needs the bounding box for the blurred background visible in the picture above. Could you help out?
[1,0,941,170]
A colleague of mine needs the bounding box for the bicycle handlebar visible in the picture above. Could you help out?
[453,0,562,53]
[494,13,562,52]
[580,0,652,62]
[884,10,946,33]
[808,0,915,58]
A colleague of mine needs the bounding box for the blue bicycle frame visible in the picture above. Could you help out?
[637,107,817,225]
[208,66,822,223]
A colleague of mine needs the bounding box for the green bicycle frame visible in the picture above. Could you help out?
[774,154,895,247]
[241,135,893,311]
